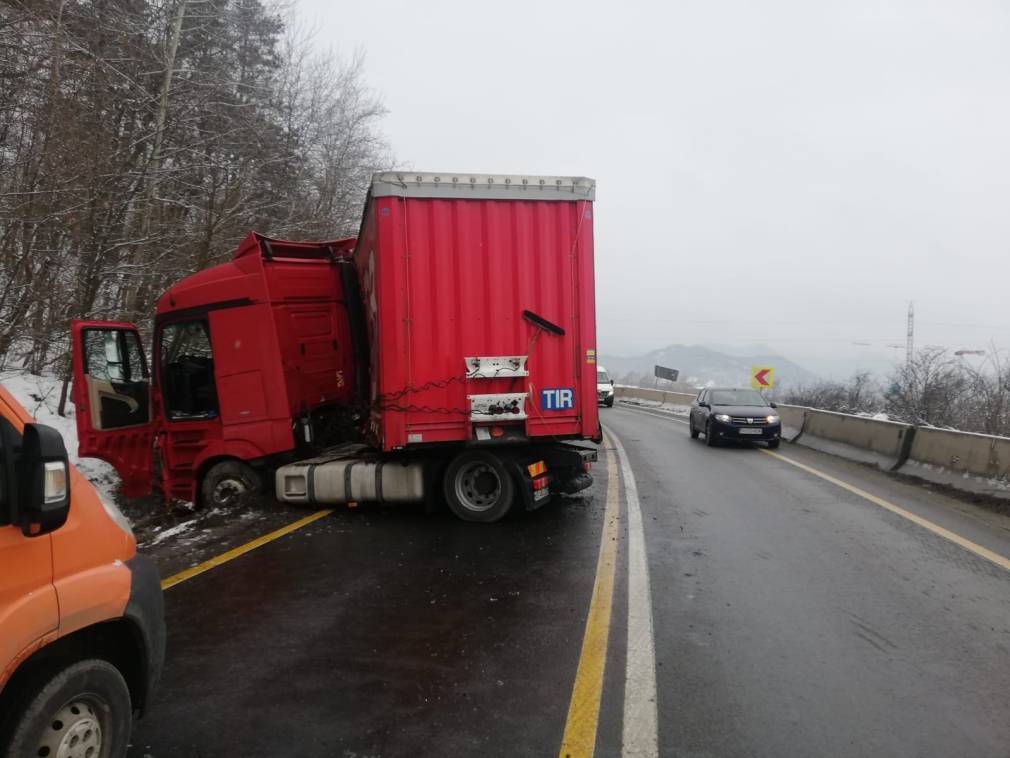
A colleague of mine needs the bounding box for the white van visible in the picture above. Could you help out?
[596,366,615,407]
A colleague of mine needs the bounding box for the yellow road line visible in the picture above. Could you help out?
[762,449,1010,573]
[160,509,334,590]
[559,433,621,758]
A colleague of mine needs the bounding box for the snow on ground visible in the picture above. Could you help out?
[1,371,121,503]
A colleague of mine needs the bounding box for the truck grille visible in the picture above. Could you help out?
[730,416,766,425]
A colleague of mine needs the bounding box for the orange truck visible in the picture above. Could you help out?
[0,384,164,757]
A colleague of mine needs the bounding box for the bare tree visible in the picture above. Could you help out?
[884,347,968,427]
[784,371,881,415]
[0,0,392,393]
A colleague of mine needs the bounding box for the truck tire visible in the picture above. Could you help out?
[201,460,262,508]
[1,658,132,758]
[443,450,516,523]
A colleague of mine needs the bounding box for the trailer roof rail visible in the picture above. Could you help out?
[370,172,596,201]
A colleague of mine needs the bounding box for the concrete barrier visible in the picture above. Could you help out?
[899,427,1010,497]
[796,410,914,470]
[777,404,806,441]
[615,386,696,407]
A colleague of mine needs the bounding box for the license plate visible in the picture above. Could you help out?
[534,487,550,501]
[738,428,763,435]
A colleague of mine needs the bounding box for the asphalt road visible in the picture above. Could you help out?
[606,404,1010,758]
[128,477,609,757]
[129,403,1010,757]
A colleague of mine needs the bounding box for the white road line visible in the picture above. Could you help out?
[606,426,659,758]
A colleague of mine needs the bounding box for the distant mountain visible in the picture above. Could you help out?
[600,344,820,389]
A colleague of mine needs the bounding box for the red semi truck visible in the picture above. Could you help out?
[71,172,599,522]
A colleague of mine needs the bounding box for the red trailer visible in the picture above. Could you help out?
[71,172,599,522]
[355,172,599,450]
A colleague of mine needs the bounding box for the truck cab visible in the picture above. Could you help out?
[0,384,164,756]
[71,233,359,508]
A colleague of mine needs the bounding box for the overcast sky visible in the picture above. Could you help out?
[298,0,1010,377]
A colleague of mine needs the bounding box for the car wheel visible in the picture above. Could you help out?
[705,420,719,447]
[200,460,263,508]
[689,419,699,439]
[605,397,614,407]
[1,659,132,758]
[768,438,781,450]
[443,450,516,523]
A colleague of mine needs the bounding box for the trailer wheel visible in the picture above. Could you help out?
[201,460,262,508]
[443,450,516,523]
[1,659,132,758]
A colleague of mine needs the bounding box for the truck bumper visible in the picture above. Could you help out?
[124,554,166,716]
[532,443,596,499]
[709,421,782,443]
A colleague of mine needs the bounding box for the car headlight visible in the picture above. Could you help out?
[766,415,780,424]
[715,413,732,422]
[101,494,135,539]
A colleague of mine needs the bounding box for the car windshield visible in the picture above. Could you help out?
[710,390,766,406]
[597,370,611,383]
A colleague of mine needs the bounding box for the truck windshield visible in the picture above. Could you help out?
[159,321,218,420]
[710,390,766,406]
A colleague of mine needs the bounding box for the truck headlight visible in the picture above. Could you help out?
[715,413,731,422]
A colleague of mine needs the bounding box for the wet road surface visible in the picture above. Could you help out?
[129,484,609,757]
[607,404,1010,758]
[130,403,1010,757]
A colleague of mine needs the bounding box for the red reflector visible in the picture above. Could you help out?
[532,476,549,491]
[490,426,505,438]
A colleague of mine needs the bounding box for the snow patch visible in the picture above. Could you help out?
[147,520,196,546]
[1,371,121,503]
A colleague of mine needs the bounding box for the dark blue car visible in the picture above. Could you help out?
[689,388,782,448]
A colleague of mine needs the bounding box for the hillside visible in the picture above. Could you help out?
[600,344,820,389]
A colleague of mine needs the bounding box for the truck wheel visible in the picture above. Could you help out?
[444,450,516,523]
[1,659,132,758]
[201,460,262,508]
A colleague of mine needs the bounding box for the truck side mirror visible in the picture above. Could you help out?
[18,423,71,537]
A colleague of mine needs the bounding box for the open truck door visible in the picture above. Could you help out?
[70,320,155,498]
